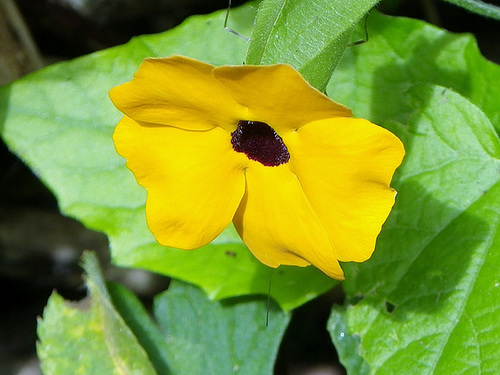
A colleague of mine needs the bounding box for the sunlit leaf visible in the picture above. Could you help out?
[326,12,500,373]
[247,0,380,90]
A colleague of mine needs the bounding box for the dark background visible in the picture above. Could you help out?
[1,1,498,374]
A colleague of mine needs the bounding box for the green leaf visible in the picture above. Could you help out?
[247,0,380,90]
[0,2,335,311]
[105,272,290,375]
[37,252,157,374]
[326,13,500,370]
[38,253,288,374]
[107,282,173,374]
[153,280,290,375]
[329,85,500,374]
[327,11,500,135]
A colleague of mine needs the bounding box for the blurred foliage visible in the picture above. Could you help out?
[38,252,289,374]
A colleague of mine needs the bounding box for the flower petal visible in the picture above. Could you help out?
[233,162,345,280]
[113,116,248,248]
[286,118,405,262]
[213,64,352,133]
[110,55,247,131]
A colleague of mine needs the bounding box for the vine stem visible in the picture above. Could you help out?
[440,0,500,20]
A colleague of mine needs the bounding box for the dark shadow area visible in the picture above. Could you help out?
[275,285,346,375]
[14,0,249,58]
[0,276,52,375]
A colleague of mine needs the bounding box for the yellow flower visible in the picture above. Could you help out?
[110,55,404,280]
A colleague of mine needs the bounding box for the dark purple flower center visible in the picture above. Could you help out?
[231,120,290,167]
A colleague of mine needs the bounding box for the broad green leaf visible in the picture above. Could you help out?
[330,85,500,373]
[107,282,173,374]
[37,252,156,374]
[328,83,500,373]
[0,2,335,311]
[153,280,290,375]
[326,12,500,374]
[108,278,291,375]
[247,0,380,90]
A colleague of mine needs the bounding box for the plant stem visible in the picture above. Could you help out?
[440,0,500,20]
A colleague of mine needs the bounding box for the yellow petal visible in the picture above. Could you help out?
[213,64,352,133]
[110,55,247,131]
[113,116,248,248]
[286,118,405,262]
[233,162,345,280]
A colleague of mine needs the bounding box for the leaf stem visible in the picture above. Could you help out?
[439,0,500,20]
